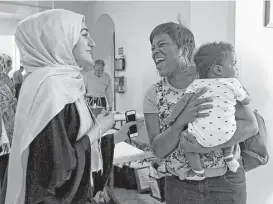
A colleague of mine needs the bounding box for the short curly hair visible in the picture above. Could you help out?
[149,22,195,61]
[193,42,234,79]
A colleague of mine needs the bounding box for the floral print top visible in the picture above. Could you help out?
[144,78,240,177]
[0,79,16,155]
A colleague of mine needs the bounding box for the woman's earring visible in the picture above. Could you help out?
[156,70,161,77]
[179,55,190,72]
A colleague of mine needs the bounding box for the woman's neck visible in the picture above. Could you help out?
[167,69,197,90]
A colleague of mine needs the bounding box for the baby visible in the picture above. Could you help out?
[166,42,251,180]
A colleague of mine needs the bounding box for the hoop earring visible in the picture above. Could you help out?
[179,55,190,72]
[156,70,161,78]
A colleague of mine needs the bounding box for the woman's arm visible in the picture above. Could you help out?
[145,89,213,159]
[113,120,144,144]
[145,113,186,159]
[181,103,259,153]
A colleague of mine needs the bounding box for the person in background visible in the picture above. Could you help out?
[4,9,140,204]
[0,54,16,97]
[83,59,115,202]
[0,60,16,203]
[13,65,24,99]
[83,59,113,111]
[143,22,258,204]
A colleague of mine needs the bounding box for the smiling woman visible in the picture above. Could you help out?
[73,25,96,71]
[4,9,116,204]
[143,21,256,204]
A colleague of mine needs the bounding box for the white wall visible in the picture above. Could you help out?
[92,14,115,109]
[190,1,235,47]
[86,1,235,115]
[0,20,19,35]
[235,1,273,204]
[54,1,88,15]
[92,14,115,81]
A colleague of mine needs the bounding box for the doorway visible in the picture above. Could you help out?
[93,14,116,110]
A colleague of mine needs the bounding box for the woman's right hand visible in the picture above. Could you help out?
[96,110,115,134]
[173,88,214,127]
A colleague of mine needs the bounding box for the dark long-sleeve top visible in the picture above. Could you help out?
[25,103,92,204]
[24,102,116,204]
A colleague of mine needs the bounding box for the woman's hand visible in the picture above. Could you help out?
[172,88,213,127]
[96,110,115,135]
[114,119,145,144]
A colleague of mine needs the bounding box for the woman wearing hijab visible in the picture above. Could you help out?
[4,9,125,204]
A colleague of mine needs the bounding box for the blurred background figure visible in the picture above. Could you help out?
[13,65,24,99]
[0,54,15,97]
[0,56,17,203]
[84,59,113,111]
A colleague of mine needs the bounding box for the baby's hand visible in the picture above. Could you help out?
[242,86,250,97]
[239,87,251,105]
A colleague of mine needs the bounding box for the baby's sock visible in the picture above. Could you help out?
[224,155,240,173]
[186,169,205,181]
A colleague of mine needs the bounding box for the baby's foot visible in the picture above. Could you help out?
[186,169,205,181]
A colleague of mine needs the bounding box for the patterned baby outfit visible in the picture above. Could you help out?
[185,78,247,147]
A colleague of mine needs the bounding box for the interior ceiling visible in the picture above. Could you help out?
[0,1,52,20]
[0,12,26,20]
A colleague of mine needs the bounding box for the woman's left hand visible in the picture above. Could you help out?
[114,119,145,144]
[180,131,212,154]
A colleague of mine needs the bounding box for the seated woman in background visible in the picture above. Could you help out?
[5,9,139,204]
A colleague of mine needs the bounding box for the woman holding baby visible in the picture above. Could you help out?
[143,21,258,204]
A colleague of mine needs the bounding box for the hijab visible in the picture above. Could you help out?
[5,9,92,204]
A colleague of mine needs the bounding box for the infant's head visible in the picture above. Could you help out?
[193,42,238,79]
